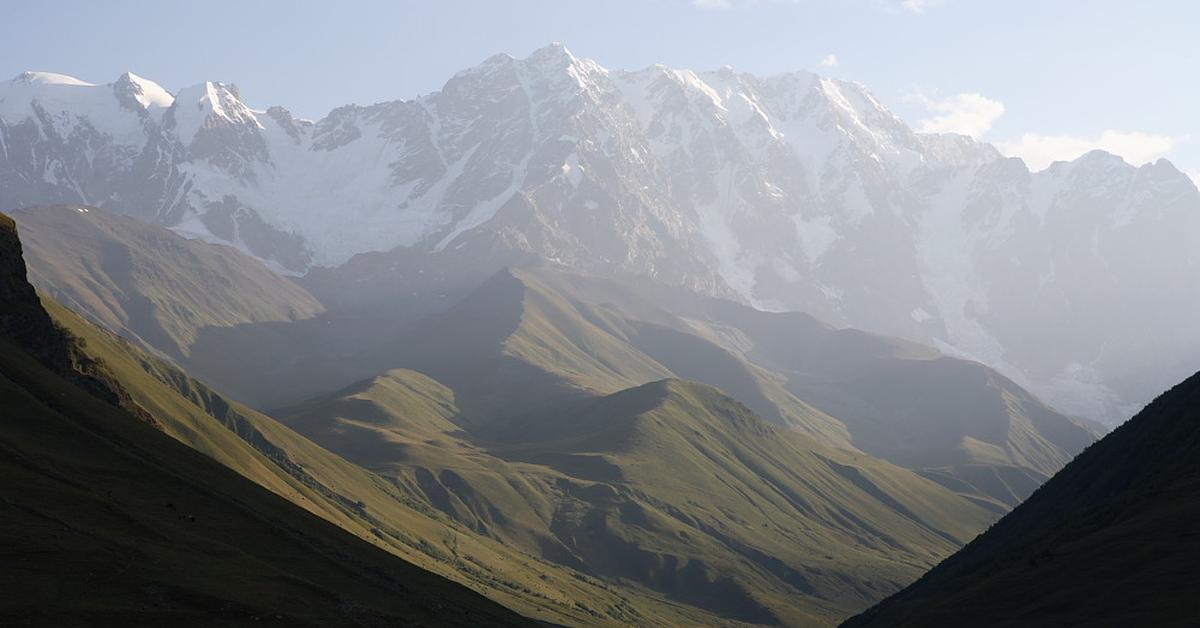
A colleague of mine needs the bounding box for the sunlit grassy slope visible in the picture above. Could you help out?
[529,266,1099,503]
[13,205,324,358]
[282,353,998,624]
[2,212,735,626]
[376,267,847,441]
[44,300,722,627]
[0,340,533,627]
[13,207,1096,510]
[10,207,1100,625]
[360,265,1096,509]
[0,212,530,627]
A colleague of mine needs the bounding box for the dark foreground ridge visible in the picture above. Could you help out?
[843,367,1200,627]
[0,212,535,627]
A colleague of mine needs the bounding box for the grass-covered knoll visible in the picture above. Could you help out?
[270,263,1097,623]
[844,370,1200,627]
[374,267,673,422]
[355,264,1094,511]
[44,300,707,627]
[282,369,463,467]
[374,266,843,441]
[507,265,1101,508]
[486,379,998,623]
[283,368,997,625]
[13,205,323,358]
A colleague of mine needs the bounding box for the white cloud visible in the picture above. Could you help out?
[820,54,838,68]
[900,0,944,13]
[907,91,1006,139]
[996,131,1179,171]
[693,0,735,8]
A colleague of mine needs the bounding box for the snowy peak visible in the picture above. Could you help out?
[917,132,1002,169]
[0,70,157,145]
[610,61,935,178]
[112,71,173,111]
[466,43,583,74]
[526,41,577,66]
[10,71,94,87]
[524,42,608,85]
[448,43,608,102]
[167,80,262,146]
[1071,149,1130,169]
[1,71,97,106]
[3,49,1198,429]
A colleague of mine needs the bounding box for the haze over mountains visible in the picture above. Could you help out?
[2,45,1199,425]
[0,207,1035,625]
[12,204,1099,512]
[4,199,1194,624]
[3,37,1199,628]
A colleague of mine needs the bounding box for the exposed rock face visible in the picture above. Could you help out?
[0,213,51,345]
[0,212,147,417]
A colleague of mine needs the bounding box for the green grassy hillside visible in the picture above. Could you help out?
[11,209,1100,625]
[2,212,737,626]
[343,265,1094,511]
[13,208,1095,507]
[843,370,1200,627]
[729,316,1099,508]
[0,339,534,627]
[12,205,324,358]
[268,263,1102,624]
[43,295,717,627]
[510,266,1101,508]
[0,211,530,627]
[374,267,845,441]
[487,379,998,624]
[281,367,997,625]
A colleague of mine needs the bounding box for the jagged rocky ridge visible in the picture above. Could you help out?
[0,212,150,417]
[2,47,1199,423]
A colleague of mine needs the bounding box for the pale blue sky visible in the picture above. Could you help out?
[3,0,1197,178]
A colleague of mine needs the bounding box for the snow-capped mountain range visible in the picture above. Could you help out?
[2,43,1198,424]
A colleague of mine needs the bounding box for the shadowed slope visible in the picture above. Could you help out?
[0,212,531,627]
[843,371,1200,627]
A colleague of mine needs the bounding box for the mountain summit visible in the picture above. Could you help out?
[2,46,1199,423]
